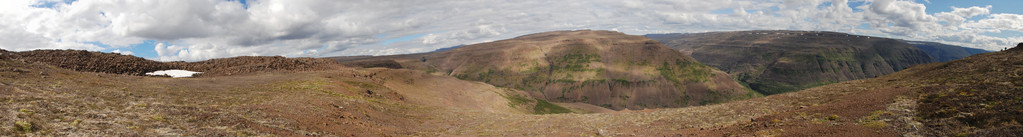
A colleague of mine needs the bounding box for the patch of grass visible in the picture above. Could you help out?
[827,114,840,121]
[18,108,32,115]
[858,111,889,129]
[657,59,711,85]
[499,93,534,108]
[533,100,571,114]
[14,121,32,133]
[151,116,165,121]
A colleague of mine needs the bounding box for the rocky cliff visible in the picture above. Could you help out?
[647,30,935,95]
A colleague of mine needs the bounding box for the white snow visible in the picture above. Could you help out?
[146,70,203,78]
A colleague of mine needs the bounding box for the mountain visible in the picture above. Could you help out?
[646,30,935,95]
[903,40,991,62]
[333,30,760,110]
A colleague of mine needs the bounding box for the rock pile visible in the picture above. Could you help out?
[14,50,172,75]
[173,56,341,76]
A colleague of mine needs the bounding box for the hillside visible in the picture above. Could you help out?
[2,42,1020,136]
[647,30,935,95]
[905,40,991,62]
[0,49,573,136]
[334,30,760,110]
[9,50,341,77]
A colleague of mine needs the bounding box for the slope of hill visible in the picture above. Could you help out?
[0,49,565,136]
[905,41,991,62]
[2,42,1020,136]
[647,30,935,95]
[334,30,760,110]
[8,50,342,77]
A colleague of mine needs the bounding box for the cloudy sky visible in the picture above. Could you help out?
[1,0,1021,61]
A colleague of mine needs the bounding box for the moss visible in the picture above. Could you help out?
[858,111,889,129]
[533,100,571,114]
[18,108,32,115]
[499,93,534,108]
[14,121,32,133]
[657,60,711,85]
[151,116,165,121]
[827,114,840,121]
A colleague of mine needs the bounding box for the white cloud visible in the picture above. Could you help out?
[0,0,1020,61]
[965,14,1023,32]
[111,49,133,55]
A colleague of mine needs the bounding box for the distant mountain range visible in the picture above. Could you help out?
[903,40,990,62]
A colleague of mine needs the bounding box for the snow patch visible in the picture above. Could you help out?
[146,70,202,78]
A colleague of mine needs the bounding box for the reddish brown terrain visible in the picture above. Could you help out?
[334,30,759,110]
[1,32,1020,136]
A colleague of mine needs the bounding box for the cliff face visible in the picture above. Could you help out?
[335,30,759,110]
[647,30,935,95]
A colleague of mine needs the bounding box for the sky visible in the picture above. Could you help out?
[1,0,1021,61]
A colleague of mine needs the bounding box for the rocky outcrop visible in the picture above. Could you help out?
[14,50,173,75]
[647,30,935,95]
[171,56,341,76]
[1011,42,1023,51]
[334,30,759,110]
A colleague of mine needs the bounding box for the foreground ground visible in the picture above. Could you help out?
[2,46,1021,136]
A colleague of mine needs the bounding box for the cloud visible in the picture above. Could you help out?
[965,14,1023,32]
[0,0,1020,61]
[111,49,133,55]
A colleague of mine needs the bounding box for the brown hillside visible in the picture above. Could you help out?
[334,30,760,110]
[647,30,935,95]
[6,50,340,77]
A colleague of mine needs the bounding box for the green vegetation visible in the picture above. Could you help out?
[858,111,888,129]
[611,78,631,86]
[533,100,572,114]
[657,59,710,85]
[14,121,32,133]
[151,116,166,121]
[499,92,534,108]
[547,53,602,73]
[826,114,840,121]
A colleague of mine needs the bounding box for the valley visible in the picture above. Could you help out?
[1,31,1019,136]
